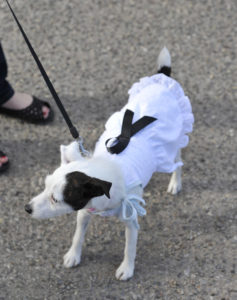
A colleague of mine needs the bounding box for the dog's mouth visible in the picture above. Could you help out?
[24,198,75,219]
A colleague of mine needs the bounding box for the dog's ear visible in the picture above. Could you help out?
[83,177,112,199]
[64,172,112,211]
[60,145,68,164]
[60,142,83,165]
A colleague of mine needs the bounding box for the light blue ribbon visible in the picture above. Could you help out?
[90,188,146,229]
[119,194,146,229]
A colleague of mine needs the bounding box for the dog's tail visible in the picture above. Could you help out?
[157,47,171,77]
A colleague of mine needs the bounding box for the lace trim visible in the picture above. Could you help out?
[128,74,194,149]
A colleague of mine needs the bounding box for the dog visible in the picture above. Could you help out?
[25,47,194,280]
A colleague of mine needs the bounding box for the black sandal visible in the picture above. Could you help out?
[0,150,9,173]
[0,96,54,124]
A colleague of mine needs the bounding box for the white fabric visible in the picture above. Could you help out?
[94,74,194,188]
[89,184,145,229]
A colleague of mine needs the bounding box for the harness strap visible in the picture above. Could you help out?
[131,115,157,135]
[106,109,157,154]
[5,0,79,140]
[120,109,134,139]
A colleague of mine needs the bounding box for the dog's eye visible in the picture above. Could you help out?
[51,195,58,203]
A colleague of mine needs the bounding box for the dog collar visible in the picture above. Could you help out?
[87,205,121,217]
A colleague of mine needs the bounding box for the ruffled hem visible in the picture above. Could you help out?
[128,74,194,151]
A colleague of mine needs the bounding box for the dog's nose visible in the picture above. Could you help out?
[25,204,33,214]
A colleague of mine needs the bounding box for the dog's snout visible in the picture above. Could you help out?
[25,204,33,214]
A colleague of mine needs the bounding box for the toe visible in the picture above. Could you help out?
[42,106,50,119]
[0,156,8,164]
[63,249,81,268]
[116,262,134,280]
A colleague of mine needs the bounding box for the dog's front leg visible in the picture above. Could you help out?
[64,210,91,268]
[116,220,138,280]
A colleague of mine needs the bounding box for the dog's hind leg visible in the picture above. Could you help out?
[167,149,182,195]
[64,210,91,268]
[116,220,138,280]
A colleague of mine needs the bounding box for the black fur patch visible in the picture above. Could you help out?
[158,66,171,77]
[63,171,112,210]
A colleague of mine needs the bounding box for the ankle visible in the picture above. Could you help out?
[2,93,33,110]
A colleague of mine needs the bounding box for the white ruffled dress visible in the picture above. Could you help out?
[92,74,194,228]
[94,74,194,189]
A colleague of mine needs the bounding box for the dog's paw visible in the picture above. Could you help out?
[167,174,182,195]
[116,261,134,281]
[63,248,81,268]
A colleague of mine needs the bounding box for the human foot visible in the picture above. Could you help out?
[2,93,50,118]
[0,93,54,124]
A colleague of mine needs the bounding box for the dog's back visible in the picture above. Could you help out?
[94,48,194,189]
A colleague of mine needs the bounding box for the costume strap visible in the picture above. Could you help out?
[106,109,157,154]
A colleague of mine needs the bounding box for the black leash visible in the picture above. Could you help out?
[106,109,157,154]
[5,0,80,140]
[5,1,156,156]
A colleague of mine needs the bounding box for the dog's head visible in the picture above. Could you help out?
[25,142,112,219]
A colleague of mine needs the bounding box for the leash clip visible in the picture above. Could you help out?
[77,136,91,157]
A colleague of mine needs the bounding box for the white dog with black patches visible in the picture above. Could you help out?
[25,48,194,280]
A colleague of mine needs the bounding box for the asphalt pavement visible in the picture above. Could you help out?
[0,0,236,299]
